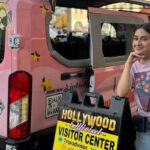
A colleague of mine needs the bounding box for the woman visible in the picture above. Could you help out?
[117,23,150,150]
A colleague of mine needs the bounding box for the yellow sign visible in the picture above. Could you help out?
[53,120,119,150]
[60,109,116,132]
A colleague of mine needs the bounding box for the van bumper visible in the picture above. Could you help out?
[0,127,55,150]
[0,136,32,150]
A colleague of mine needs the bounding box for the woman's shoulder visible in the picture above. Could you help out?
[132,60,150,72]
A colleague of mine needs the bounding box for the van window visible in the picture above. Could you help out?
[89,10,144,68]
[46,7,90,62]
[0,29,5,63]
[101,23,127,57]
[0,6,7,63]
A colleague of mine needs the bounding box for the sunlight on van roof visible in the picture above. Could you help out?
[102,2,144,12]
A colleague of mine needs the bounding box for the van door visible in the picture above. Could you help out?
[89,7,149,109]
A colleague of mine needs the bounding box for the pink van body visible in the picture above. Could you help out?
[0,0,150,149]
[0,0,89,149]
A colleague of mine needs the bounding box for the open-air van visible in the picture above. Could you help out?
[0,0,150,149]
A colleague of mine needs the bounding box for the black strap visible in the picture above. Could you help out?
[146,97,150,112]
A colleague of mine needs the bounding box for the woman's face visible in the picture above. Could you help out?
[132,28,150,60]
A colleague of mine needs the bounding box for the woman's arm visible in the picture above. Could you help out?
[117,52,142,97]
[117,63,132,97]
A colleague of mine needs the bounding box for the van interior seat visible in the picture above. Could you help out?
[52,36,89,60]
[102,36,125,57]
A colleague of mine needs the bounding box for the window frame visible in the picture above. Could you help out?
[0,28,6,63]
[89,12,145,68]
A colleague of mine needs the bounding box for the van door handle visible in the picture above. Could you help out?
[61,72,86,80]
[61,68,93,80]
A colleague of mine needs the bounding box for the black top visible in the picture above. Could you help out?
[55,0,150,9]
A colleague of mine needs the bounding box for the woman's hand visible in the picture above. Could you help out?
[126,52,144,66]
[117,52,143,97]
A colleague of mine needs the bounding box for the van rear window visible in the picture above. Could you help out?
[0,29,5,63]
[49,7,89,60]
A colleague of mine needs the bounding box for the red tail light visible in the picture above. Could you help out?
[8,71,32,139]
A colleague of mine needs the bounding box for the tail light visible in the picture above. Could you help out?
[8,71,32,139]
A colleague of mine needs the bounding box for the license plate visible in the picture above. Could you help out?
[6,145,17,150]
[46,94,62,118]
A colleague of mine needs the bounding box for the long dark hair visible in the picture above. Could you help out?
[137,23,150,34]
